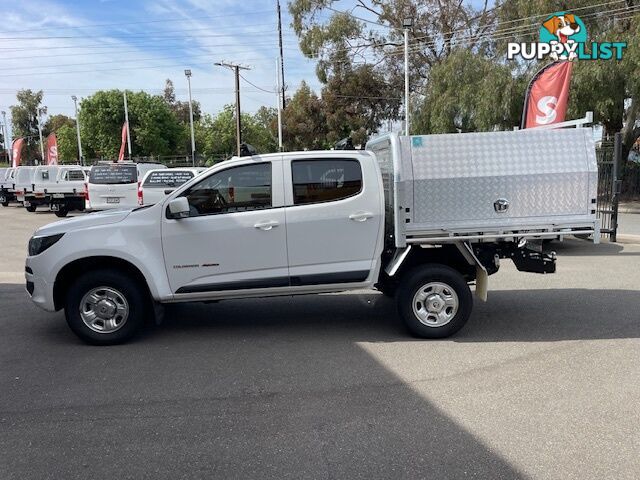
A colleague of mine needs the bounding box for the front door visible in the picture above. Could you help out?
[162,160,288,295]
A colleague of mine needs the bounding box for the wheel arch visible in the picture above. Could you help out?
[53,256,153,311]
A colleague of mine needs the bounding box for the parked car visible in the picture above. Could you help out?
[87,162,166,211]
[26,128,599,345]
[25,165,60,212]
[139,168,206,205]
[0,168,17,206]
[47,166,88,217]
[14,166,36,210]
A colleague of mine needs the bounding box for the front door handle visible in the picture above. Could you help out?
[349,212,373,222]
[254,220,279,231]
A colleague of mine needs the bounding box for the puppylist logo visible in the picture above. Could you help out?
[507,11,626,61]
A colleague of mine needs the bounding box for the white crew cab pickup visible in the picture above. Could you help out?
[25,128,599,345]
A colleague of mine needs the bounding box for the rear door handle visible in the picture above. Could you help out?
[349,212,373,222]
[254,220,279,231]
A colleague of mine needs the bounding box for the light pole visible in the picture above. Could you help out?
[215,61,250,156]
[36,108,45,164]
[403,17,413,136]
[184,69,196,166]
[71,96,83,165]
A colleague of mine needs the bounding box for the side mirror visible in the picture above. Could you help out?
[167,197,190,219]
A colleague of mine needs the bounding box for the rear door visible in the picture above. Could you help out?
[283,154,383,286]
[88,164,138,209]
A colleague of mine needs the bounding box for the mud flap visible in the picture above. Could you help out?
[475,266,488,302]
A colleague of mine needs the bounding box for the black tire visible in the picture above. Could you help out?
[1,202,8,207]
[396,264,473,339]
[25,205,37,212]
[64,269,148,345]
[54,207,69,217]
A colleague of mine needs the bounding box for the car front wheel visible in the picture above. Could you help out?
[64,269,148,345]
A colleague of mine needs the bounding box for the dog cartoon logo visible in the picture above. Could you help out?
[539,12,587,60]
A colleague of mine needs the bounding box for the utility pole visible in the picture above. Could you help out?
[403,17,413,136]
[276,58,283,151]
[184,69,196,167]
[71,96,83,165]
[1,111,9,165]
[123,91,132,159]
[215,61,250,156]
[277,0,286,109]
[36,108,45,164]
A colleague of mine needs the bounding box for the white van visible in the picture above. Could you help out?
[87,162,166,210]
[140,168,206,205]
[14,166,36,209]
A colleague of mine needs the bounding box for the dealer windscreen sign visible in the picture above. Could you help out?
[508,12,626,61]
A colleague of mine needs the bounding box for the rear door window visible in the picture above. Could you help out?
[144,170,194,188]
[89,165,137,184]
[291,159,362,205]
[66,170,85,181]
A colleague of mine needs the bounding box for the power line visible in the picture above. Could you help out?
[0,9,277,35]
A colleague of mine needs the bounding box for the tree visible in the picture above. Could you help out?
[282,82,328,150]
[55,124,79,163]
[413,49,526,133]
[322,64,401,144]
[10,89,47,163]
[163,79,202,124]
[43,114,75,137]
[290,0,496,135]
[78,90,183,159]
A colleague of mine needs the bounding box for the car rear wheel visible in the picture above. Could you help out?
[25,205,36,212]
[397,264,472,338]
[54,207,69,217]
[64,269,148,345]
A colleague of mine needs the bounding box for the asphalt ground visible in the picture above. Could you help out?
[1,204,640,479]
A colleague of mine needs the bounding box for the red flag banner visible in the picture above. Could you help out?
[118,122,128,161]
[46,133,58,165]
[11,138,24,168]
[522,61,573,129]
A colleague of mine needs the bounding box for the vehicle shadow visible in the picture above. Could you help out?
[157,286,640,344]
[545,238,640,257]
[1,282,525,479]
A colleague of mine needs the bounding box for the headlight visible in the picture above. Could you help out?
[28,233,65,256]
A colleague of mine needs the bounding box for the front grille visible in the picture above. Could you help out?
[26,281,34,296]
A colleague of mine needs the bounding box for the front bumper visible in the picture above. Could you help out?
[25,260,56,312]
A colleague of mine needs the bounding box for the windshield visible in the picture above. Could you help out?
[143,170,194,188]
[89,165,137,184]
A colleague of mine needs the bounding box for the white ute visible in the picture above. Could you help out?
[47,166,89,217]
[14,166,36,209]
[25,128,599,345]
[0,167,16,206]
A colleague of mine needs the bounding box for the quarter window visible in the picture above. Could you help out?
[292,159,362,205]
[182,163,271,216]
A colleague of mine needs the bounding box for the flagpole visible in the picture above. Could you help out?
[123,91,132,160]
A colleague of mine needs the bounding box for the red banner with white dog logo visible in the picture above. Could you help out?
[118,122,128,161]
[46,133,58,165]
[522,61,573,128]
[11,138,24,168]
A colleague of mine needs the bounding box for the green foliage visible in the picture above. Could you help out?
[282,81,329,150]
[55,124,79,163]
[78,90,183,159]
[43,114,75,137]
[414,50,526,133]
[10,89,46,163]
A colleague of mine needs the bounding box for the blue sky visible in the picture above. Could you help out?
[0,0,329,136]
